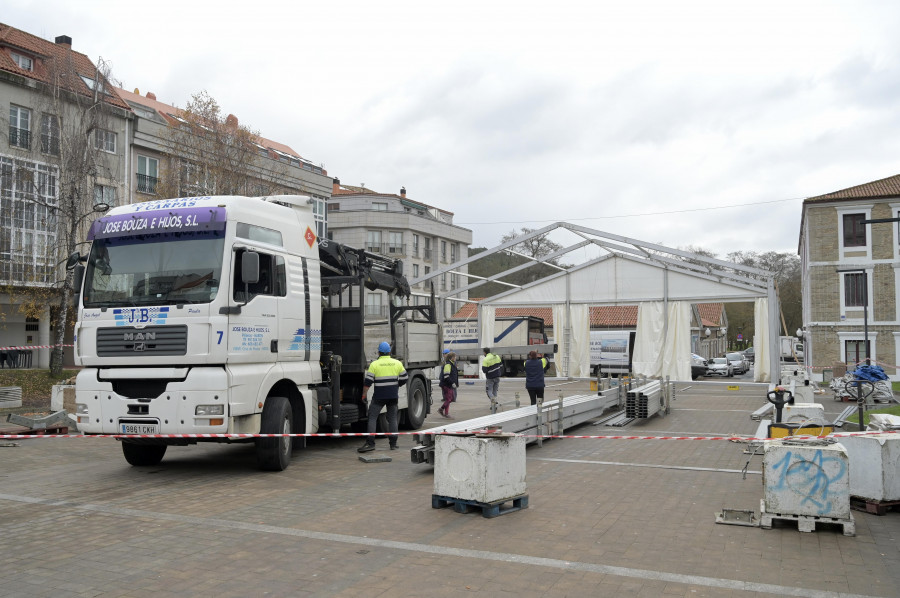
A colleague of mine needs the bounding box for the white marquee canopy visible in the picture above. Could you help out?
[412,222,780,383]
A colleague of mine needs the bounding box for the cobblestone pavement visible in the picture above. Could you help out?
[1,378,898,597]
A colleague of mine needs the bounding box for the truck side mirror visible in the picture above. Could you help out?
[72,264,85,296]
[242,251,260,284]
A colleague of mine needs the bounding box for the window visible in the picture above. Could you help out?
[388,231,403,254]
[233,249,284,301]
[424,237,432,260]
[328,202,340,212]
[845,340,870,366]
[137,155,159,194]
[451,243,458,262]
[424,266,431,276]
[0,156,58,285]
[95,129,117,154]
[441,240,447,261]
[441,273,447,291]
[366,292,383,317]
[413,234,419,257]
[79,75,107,95]
[842,213,866,248]
[844,272,867,307]
[236,222,283,246]
[11,53,33,71]
[412,264,419,278]
[310,196,326,241]
[366,230,382,253]
[9,105,31,149]
[40,114,60,156]
[373,202,388,211]
[93,184,116,207]
[25,317,39,331]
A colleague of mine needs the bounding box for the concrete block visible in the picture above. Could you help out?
[763,438,850,519]
[434,434,526,503]
[839,432,900,502]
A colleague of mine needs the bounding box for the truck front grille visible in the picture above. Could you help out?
[96,325,188,357]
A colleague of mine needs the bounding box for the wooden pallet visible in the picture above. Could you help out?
[432,494,529,518]
[759,500,855,536]
[850,496,900,516]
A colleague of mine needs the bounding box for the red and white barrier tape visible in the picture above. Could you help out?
[0,344,73,351]
[0,430,894,441]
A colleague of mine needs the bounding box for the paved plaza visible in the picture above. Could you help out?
[1,377,898,597]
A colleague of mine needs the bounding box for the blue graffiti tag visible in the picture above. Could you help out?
[770,449,847,515]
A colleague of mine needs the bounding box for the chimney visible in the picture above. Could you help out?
[332,177,341,194]
[146,92,156,100]
[55,35,72,48]
[225,114,238,128]
[400,186,406,198]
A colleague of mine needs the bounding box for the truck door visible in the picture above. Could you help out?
[227,248,280,365]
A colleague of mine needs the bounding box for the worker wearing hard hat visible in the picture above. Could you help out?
[358,341,408,453]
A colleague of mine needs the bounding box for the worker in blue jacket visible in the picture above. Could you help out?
[358,341,408,453]
[523,350,550,405]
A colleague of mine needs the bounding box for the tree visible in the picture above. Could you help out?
[157,91,292,198]
[725,250,802,341]
[499,227,567,284]
[669,247,802,349]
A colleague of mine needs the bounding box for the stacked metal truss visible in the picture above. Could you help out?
[625,380,662,419]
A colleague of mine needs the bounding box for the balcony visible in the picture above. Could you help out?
[40,134,59,156]
[9,127,30,150]
[365,242,407,257]
[365,305,388,319]
[137,173,159,194]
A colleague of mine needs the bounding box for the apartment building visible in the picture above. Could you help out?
[799,174,900,381]
[326,179,473,320]
[0,25,132,366]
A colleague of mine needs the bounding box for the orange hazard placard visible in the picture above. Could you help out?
[304,226,316,248]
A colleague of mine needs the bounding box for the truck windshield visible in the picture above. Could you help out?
[83,234,226,307]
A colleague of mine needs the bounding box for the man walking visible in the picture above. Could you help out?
[482,347,502,410]
[358,341,408,453]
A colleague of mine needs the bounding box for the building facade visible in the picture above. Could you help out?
[115,88,332,240]
[799,174,900,381]
[1,25,132,367]
[327,180,473,320]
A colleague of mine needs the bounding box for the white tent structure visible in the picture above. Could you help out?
[411,222,780,383]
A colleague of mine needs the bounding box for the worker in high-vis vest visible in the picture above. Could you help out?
[358,341,408,453]
[482,347,503,406]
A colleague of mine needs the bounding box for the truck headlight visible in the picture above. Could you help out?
[76,403,89,414]
[195,404,225,416]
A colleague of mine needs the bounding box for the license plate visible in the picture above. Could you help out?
[120,423,159,435]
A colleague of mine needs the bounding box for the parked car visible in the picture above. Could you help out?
[743,346,754,363]
[707,357,734,377]
[691,353,708,379]
[725,352,749,374]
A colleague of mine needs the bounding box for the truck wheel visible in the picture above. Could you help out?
[121,442,167,466]
[402,377,428,429]
[256,396,293,471]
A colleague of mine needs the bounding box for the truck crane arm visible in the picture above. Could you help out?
[318,240,411,298]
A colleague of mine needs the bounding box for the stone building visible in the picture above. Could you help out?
[799,174,900,381]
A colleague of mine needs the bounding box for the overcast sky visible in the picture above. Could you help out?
[8,0,900,256]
